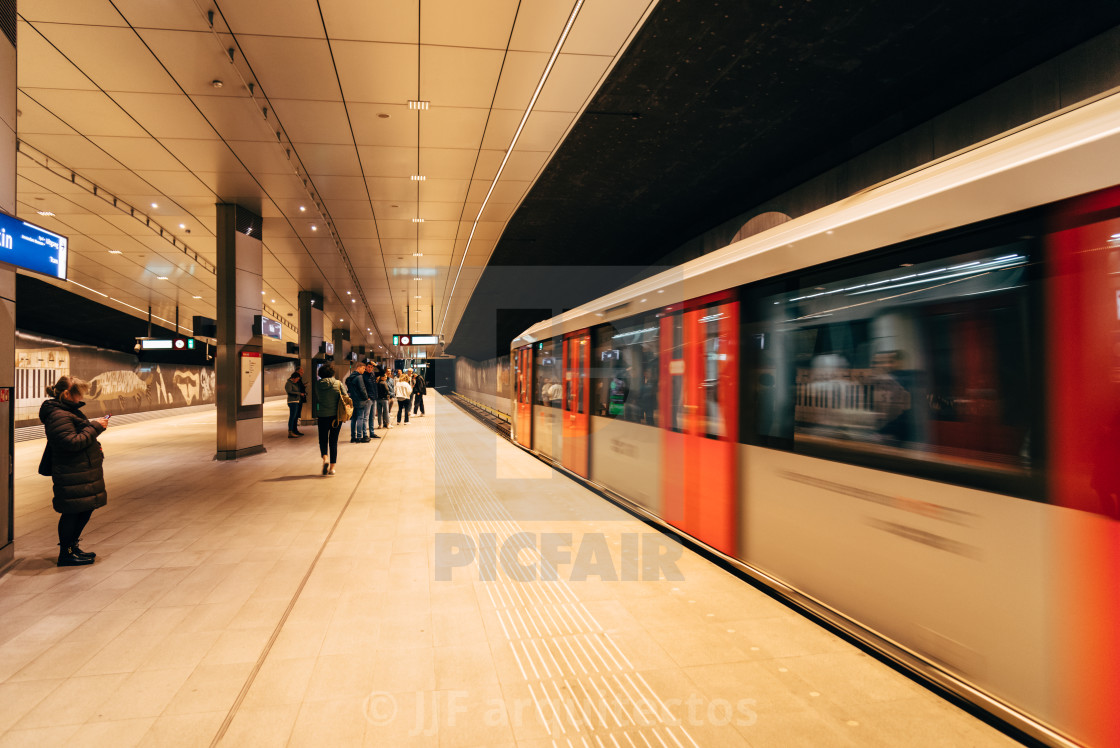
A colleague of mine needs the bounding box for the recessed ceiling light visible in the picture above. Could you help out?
[411,218,424,223]
[192,295,202,299]
[151,203,159,209]
[270,299,275,303]
[414,277,421,281]
[339,318,343,322]
[408,100,430,110]
[412,252,423,257]
[261,291,266,294]
[299,206,306,212]
[346,291,351,295]
[156,276,169,280]
[414,295,422,299]
[37,210,54,216]
[211,79,223,88]
[351,299,356,303]
[377,113,390,119]
[310,225,317,231]
[410,175,426,181]
[108,250,122,254]
[179,223,186,229]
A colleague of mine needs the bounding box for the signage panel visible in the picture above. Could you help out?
[0,212,67,279]
[240,351,262,406]
[392,334,439,346]
[253,315,282,340]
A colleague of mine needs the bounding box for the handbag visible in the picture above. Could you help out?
[38,444,52,476]
[336,382,354,425]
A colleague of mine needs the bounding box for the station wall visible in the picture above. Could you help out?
[453,355,510,416]
[14,331,293,427]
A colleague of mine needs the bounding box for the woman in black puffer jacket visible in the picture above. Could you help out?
[39,376,110,567]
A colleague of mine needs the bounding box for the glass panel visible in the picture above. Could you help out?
[592,316,660,426]
[759,244,1033,474]
[699,303,730,438]
[534,339,562,408]
[670,315,685,432]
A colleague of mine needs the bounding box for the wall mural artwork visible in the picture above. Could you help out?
[14,332,293,427]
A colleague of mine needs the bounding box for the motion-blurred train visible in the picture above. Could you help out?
[510,91,1120,747]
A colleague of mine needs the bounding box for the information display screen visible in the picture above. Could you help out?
[393,334,439,345]
[0,212,68,279]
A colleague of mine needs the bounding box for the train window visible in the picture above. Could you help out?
[755,240,1036,484]
[699,303,731,439]
[591,314,660,426]
[534,338,562,408]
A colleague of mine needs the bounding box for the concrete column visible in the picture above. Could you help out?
[0,8,16,571]
[332,327,348,368]
[214,204,266,460]
[298,291,323,424]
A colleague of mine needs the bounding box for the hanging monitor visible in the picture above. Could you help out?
[0,212,67,280]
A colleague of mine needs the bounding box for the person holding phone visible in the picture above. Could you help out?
[39,376,110,567]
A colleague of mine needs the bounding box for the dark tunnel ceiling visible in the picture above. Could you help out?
[448,0,1120,359]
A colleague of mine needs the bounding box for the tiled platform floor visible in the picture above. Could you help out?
[0,393,1019,747]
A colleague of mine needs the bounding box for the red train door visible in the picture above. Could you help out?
[562,330,591,477]
[513,346,533,448]
[659,292,739,556]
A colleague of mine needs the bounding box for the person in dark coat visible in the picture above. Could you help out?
[412,373,427,416]
[285,367,306,438]
[39,376,109,567]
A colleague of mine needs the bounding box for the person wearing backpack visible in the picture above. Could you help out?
[313,363,345,475]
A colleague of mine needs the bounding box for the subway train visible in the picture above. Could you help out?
[509,90,1120,747]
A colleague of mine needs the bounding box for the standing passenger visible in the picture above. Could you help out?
[395,373,413,425]
[362,361,381,439]
[346,362,372,442]
[285,367,306,437]
[375,374,391,430]
[412,372,427,416]
[39,376,109,567]
[313,363,344,475]
[386,370,398,427]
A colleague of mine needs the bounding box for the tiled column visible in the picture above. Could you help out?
[0,3,16,571]
[214,204,266,460]
[298,290,323,425]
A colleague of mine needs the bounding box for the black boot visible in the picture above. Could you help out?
[58,545,94,567]
[72,540,96,559]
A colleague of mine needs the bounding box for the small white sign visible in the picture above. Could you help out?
[241,352,262,406]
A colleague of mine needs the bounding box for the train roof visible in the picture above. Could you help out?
[512,88,1120,350]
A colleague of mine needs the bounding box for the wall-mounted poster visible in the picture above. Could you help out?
[241,351,262,406]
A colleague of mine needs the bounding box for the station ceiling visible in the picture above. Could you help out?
[14,1,1120,360]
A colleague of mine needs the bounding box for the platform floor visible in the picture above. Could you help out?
[0,393,1020,747]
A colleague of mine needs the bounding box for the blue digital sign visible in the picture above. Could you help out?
[0,212,67,280]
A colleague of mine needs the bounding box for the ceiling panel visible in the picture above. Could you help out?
[508,0,579,54]
[235,36,341,101]
[191,95,278,142]
[24,90,149,138]
[420,106,491,150]
[131,29,238,100]
[271,99,354,145]
[320,0,418,45]
[111,0,212,32]
[218,0,327,38]
[15,29,99,92]
[420,45,505,109]
[14,93,75,135]
[333,41,417,105]
[88,136,187,172]
[34,25,180,94]
[294,143,364,177]
[421,0,520,50]
[109,92,219,140]
[19,2,127,26]
[348,103,413,146]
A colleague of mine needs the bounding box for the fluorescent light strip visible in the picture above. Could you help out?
[439,0,586,336]
[69,280,107,298]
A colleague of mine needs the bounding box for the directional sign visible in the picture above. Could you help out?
[0,212,67,279]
